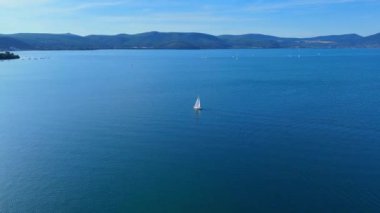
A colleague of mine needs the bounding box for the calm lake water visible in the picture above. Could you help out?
[1,49,380,212]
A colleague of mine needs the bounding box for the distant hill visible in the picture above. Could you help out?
[218,33,380,48]
[8,33,91,50]
[0,36,32,50]
[86,32,228,49]
[0,32,379,50]
[363,33,380,47]
[219,34,283,48]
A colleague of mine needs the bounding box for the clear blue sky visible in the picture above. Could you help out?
[0,0,379,37]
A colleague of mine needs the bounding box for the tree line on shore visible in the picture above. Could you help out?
[0,51,20,60]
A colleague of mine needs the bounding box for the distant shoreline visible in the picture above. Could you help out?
[1,31,379,51]
[10,47,380,52]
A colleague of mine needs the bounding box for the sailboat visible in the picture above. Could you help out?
[193,96,202,110]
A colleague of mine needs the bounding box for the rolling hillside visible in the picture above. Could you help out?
[0,32,379,50]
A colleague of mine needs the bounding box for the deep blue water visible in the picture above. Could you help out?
[1,49,380,212]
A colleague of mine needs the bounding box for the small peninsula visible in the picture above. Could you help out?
[0,52,20,60]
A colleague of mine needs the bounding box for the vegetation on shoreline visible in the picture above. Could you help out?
[0,51,20,60]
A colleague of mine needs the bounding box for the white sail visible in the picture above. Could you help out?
[193,96,202,110]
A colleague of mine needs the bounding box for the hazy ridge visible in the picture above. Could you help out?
[1,31,380,50]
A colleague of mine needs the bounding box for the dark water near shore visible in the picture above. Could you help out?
[1,49,380,212]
